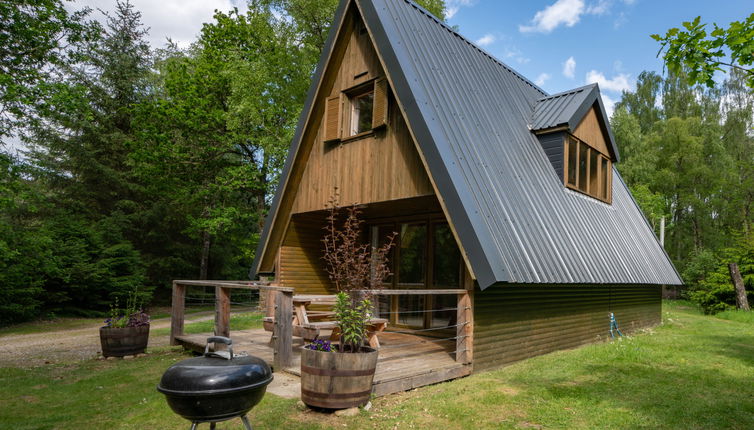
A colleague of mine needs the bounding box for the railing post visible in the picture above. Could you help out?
[215,286,231,347]
[273,290,293,369]
[170,281,186,345]
[456,290,473,364]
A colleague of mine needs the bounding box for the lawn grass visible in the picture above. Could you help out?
[150,312,264,337]
[715,309,754,324]
[2,302,753,429]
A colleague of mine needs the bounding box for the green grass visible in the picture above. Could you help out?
[151,312,264,337]
[0,317,102,336]
[715,309,754,324]
[2,302,753,429]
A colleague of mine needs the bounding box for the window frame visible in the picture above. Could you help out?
[342,79,377,141]
[563,135,612,204]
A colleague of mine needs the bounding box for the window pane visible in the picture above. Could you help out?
[601,157,609,200]
[352,92,373,134]
[589,149,599,196]
[578,142,588,192]
[567,139,577,186]
[398,223,426,285]
[432,223,460,288]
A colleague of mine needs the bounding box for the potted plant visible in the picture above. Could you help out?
[100,288,150,357]
[300,197,395,409]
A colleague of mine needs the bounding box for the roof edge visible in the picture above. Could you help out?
[249,0,352,279]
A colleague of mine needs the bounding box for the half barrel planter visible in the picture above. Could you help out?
[300,346,378,409]
[99,324,150,357]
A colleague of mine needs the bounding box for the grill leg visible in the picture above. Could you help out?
[189,423,198,430]
[241,415,253,430]
[209,423,216,430]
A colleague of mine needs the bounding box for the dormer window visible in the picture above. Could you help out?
[565,135,611,203]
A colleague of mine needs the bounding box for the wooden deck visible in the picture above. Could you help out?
[175,329,471,397]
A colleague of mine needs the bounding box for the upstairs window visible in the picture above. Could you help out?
[323,78,388,143]
[564,135,611,203]
[350,90,374,136]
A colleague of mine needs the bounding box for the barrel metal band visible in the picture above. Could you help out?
[301,388,373,399]
[300,365,376,377]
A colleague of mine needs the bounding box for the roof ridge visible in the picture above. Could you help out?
[536,83,597,101]
[398,0,548,97]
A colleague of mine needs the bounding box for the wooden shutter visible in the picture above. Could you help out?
[372,78,389,129]
[324,95,341,142]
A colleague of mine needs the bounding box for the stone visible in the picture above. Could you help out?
[363,401,372,411]
[106,356,118,361]
[136,353,147,358]
[295,400,308,411]
[123,355,135,360]
[334,407,360,417]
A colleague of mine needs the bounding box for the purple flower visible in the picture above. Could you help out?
[305,339,332,352]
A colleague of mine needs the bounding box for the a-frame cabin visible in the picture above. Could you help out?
[250,0,682,383]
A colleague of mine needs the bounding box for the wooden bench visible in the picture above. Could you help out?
[263,294,388,348]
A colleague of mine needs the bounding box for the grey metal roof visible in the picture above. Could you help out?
[251,0,682,288]
[531,83,620,161]
[359,0,679,287]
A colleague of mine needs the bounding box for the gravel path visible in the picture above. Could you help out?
[0,313,215,368]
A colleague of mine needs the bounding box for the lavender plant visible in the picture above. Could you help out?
[104,287,150,328]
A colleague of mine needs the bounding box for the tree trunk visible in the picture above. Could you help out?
[729,263,750,311]
[199,230,211,280]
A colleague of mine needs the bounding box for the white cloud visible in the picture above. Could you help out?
[622,0,636,5]
[535,73,551,86]
[68,0,247,48]
[446,0,476,19]
[601,93,617,118]
[585,70,632,92]
[563,56,576,78]
[475,33,496,47]
[586,0,610,15]
[519,0,585,33]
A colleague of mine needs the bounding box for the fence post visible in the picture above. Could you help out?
[273,290,293,369]
[215,286,231,348]
[170,282,186,345]
[456,291,473,364]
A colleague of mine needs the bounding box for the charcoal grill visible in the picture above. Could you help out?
[157,336,272,430]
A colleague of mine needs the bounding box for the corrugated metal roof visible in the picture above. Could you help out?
[359,0,681,287]
[531,84,594,131]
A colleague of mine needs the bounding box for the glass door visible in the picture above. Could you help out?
[396,222,427,328]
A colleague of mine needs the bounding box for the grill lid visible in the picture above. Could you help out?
[158,336,272,396]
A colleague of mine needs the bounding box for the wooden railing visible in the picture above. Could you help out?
[170,280,295,369]
[170,281,473,368]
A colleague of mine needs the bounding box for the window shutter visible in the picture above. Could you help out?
[324,95,341,142]
[372,78,389,129]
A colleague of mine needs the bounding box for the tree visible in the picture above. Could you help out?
[0,0,97,140]
[652,14,754,88]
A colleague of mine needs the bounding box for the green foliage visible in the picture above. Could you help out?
[333,292,373,353]
[652,14,754,88]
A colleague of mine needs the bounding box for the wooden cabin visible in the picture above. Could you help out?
[250,0,682,377]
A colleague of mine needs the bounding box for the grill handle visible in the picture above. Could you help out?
[204,336,234,360]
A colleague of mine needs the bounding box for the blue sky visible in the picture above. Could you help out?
[444,0,752,115]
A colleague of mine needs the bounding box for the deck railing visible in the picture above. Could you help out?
[170,281,472,368]
[170,280,295,369]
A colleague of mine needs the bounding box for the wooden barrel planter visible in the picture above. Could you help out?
[99,325,150,357]
[300,346,378,409]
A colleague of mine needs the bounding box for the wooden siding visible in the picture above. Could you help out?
[473,284,661,371]
[278,213,333,295]
[573,107,610,158]
[537,131,565,180]
[290,14,433,214]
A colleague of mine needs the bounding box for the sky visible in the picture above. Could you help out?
[443,0,752,115]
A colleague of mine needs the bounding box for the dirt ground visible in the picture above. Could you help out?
[0,313,215,368]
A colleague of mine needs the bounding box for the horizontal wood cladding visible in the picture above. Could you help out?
[473,284,660,371]
[573,107,610,158]
[290,12,433,214]
[278,213,333,295]
[537,131,565,180]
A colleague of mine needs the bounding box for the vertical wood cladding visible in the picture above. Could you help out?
[473,284,661,371]
[290,11,433,214]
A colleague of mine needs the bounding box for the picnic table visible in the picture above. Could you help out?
[263,294,388,348]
